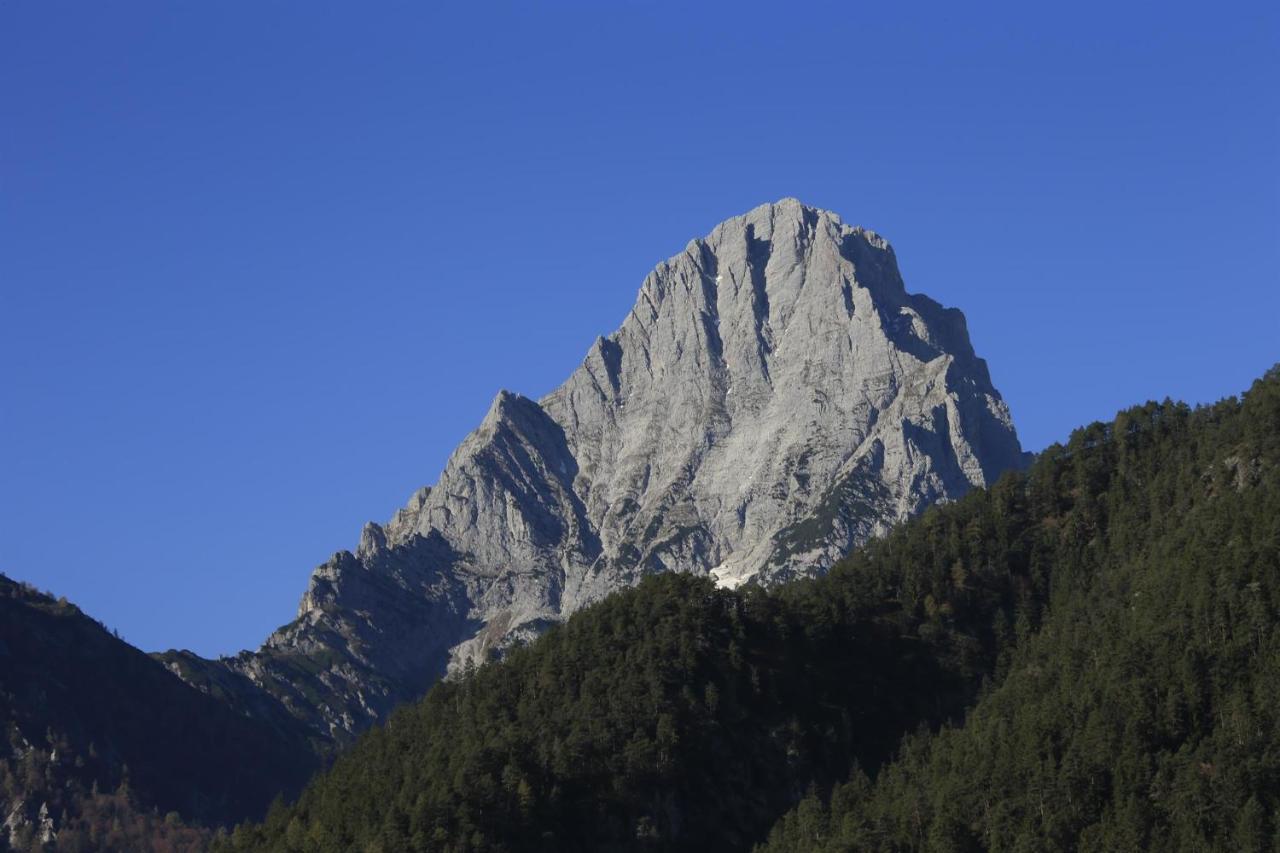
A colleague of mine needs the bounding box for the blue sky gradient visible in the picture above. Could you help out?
[3,1,1277,656]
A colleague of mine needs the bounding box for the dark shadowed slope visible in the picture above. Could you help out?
[0,577,318,849]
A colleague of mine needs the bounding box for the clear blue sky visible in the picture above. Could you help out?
[2,1,1277,657]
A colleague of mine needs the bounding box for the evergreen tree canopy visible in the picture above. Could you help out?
[759,366,1280,852]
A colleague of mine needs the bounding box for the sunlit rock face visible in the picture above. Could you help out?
[169,199,1025,740]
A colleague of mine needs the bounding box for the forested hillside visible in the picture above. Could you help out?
[217,365,1277,852]
[758,367,1280,851]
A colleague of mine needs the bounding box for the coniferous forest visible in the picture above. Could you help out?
[211,370,1279,853]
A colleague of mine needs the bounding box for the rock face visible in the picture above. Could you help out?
[166,199,1026,740]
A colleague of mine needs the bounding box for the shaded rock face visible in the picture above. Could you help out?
[172,199,1025,739]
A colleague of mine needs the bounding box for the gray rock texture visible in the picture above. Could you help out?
[164,199,1025,740]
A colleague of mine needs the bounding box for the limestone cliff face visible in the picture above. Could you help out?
[168,200,1025,739]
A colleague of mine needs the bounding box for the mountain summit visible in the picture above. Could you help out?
[164,199,1025,738]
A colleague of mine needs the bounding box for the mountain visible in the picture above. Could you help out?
[0,575,318,850]
[219,367,1280,853]
[162,199,1026,741]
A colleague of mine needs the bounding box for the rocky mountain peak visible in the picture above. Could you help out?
[167,200,1026,740]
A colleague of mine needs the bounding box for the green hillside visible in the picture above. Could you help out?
[222,366,1279,853]
[759,367,1280,852]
